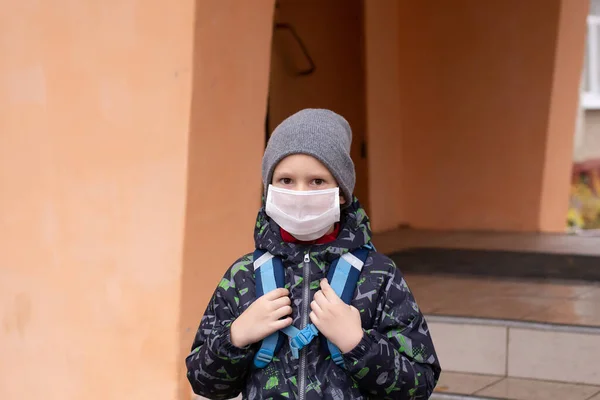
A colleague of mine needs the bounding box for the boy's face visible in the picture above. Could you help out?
[272,154,346,205]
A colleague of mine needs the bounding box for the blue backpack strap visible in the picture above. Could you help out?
[253,250,321,367]
[325,245,372,367]
[253,244,372,369]
[252,249,286,368]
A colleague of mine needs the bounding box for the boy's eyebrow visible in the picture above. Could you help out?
[273,170,293,177]
[273,171,330,180]
[306,174,329,180]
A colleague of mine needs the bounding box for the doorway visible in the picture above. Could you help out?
[267,0,370,211]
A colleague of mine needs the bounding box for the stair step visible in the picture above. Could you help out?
[427,314,600,386]
[431,372,600,400]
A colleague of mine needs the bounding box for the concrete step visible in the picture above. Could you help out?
[431,372,600,400]
[427,314,600,388]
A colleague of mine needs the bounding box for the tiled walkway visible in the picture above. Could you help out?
[434,372,600,400]
[374,228,600,326]
[405,273,600,326]
[376,229,600,398]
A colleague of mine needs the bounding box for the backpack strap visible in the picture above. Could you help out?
[325,245,371,367]
[252,244,373,369]
[252,249,286,368]
[252,249,319,367]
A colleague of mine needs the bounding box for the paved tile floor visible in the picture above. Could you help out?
[405,273,600,326]
[375,229,600,326]
[435,372,600,400]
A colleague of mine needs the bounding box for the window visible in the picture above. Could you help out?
[583,1,600,109]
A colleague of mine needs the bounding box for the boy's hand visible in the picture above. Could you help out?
[230,288,293,348]
[309,279,363,354]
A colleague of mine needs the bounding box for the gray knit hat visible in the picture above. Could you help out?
[262,108,355,204]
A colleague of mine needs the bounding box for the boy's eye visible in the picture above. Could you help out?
[280,178,292,185]
[313,179,324,185]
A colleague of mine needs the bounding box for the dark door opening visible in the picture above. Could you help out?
[266,0,370,211]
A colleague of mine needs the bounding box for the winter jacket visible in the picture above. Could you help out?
[186,199,441,399]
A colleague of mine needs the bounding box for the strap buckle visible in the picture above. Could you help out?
[289,324,319,359]
[330,351,344,367]
[254,348,274,368]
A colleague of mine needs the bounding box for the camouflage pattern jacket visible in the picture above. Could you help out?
[186,200,441,399]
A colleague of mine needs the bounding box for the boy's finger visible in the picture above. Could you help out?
[272,305,293,320]
[272,317,293,331]
[310,300,323,315]
[309,311,319,325]
[314,290,329,306]
[264,288,289,300]
[320,279,341,303]
[270,295,291,309]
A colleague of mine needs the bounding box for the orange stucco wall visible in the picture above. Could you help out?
[397,0,559,232]
[365,0,587,233]
[364,0,404,233]
[1,1,194,399]
[178,1,275,399]
[540,0,589,231]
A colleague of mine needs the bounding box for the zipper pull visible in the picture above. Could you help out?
[304,253,310,263]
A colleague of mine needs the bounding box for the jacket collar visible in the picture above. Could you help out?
[253,197,372,265]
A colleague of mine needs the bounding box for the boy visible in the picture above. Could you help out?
[186,109,441,399]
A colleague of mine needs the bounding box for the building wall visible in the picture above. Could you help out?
[579,110,600,161]
[269,0,587,234]
[367,0,586,233]
[579,0,600,162]
[539,0,590,231]
[178,1,275,399]
[0,1,194,399]
[363,0,405,232]
[0,1,275,399]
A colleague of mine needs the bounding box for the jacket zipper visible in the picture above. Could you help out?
[298,250,311,400]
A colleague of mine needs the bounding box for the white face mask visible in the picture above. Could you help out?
[265,185,341,241]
